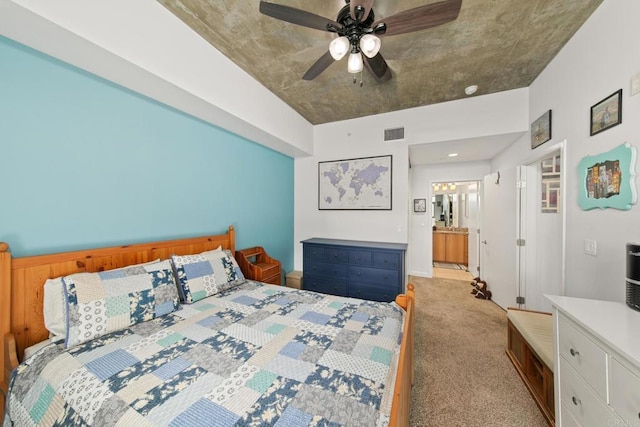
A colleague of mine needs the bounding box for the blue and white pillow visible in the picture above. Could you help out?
[171,249,244,304]
[62,260,180,348]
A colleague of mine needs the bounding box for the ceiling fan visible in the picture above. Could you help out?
[259,0,462,83]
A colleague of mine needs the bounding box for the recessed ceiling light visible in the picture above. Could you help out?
[464,85,478,95]
[448,153,459,157]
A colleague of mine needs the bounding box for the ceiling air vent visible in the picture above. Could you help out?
[384,126,405,142]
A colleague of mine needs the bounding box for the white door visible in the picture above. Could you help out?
[467,182,480,276]
[523,152,564,312]
[520,164,539,311]
[481,169,519,310]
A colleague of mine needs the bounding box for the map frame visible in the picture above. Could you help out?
[318,154,392,210]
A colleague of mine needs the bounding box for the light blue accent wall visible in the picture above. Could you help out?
[0,36,294,273]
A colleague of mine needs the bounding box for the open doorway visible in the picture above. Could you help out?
[431,180,480,281]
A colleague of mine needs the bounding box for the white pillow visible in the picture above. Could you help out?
[43,278,66,343]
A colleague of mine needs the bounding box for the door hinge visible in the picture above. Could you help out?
[516,239,526,246]
[517,180,527,189]
[516,296,525,304]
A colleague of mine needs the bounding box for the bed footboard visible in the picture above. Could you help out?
[389,284,415,426]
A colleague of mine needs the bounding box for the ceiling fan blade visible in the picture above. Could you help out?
[350,0,374,21]
[373,0,462,37]
[364,53,392,83]
[259,1,342,32]
[302,51,335,80]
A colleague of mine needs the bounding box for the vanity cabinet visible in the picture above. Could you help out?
[302,238,407,302]
[546,295,640,426]
[432,231,468,264]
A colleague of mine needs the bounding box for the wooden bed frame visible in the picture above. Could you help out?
[0,226,415,425]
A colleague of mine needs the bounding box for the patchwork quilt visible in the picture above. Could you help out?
[4,281,405,427]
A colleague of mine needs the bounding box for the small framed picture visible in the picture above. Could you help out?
[590,89,622,136]
[531,110,552,149]
[414,198,426,213]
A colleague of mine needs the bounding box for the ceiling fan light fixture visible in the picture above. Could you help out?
[347,52,364,73]
[359,34,381,58]
[329,36,350,60]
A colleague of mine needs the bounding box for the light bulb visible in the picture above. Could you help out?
[359,34,381,58]
[347,52,363,73]
[329,36,349,60]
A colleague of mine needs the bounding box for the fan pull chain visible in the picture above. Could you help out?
[352,71,364,87]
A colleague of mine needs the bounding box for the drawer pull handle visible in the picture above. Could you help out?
[334,254,338,258]
[384,275,388,279]
[384,259,388,263]
[358,256,361,260]
[569,348,579,357]
[571,396,581,406]
[358,272,361,276]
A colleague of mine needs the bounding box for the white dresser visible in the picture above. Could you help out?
[546,295,640,426]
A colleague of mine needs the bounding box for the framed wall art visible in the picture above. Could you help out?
[318,155,392,210]
[531,110,552,149]
[578,143,637,210]
[414,198,426,213]
[590,89,622,136]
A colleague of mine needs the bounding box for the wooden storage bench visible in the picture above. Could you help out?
[506,308,554,426]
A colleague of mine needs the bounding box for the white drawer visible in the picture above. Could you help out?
[560,358,618,426]
[560,403,581,427]
[610,357,640,423]
[558,315,607,400]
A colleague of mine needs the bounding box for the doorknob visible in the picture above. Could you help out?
[481,240,488,245]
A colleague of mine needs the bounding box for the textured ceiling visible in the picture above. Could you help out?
[158,0,602,125]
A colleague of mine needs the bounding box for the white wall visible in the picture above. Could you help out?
[410,162,490,277]
[492,0,640,303]
[293,118,410,270]
[293,89,528,273]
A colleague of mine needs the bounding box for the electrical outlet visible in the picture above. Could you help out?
[584,239,597,256]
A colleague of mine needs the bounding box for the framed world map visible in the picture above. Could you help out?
[318,155,392,210]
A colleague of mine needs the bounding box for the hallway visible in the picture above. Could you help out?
[433,266,475,281]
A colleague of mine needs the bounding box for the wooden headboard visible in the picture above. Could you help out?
[0,225,235,400]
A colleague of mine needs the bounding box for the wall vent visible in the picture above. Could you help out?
[384,126,405,142]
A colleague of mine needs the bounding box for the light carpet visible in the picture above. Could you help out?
[408,275,548,427]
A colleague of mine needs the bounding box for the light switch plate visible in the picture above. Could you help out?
[584,239,597,256]
[632,72,640,96]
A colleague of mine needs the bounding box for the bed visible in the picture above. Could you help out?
[0,226,415,426]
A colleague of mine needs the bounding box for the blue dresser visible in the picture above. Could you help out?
[301,238,407,302]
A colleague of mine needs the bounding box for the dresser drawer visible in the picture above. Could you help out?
[558,315,607,399]
[610,357,640,423]
[303,260,348,279]
[349,249,372,266]
[303,275,347,297]
[373,251,400,270]
[560,358,618,426]
[560,403,581,427]
[348,283,398,302]
[348,266,399,287]
[304,244,348,263]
